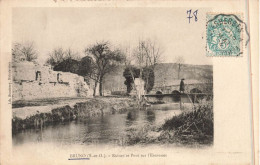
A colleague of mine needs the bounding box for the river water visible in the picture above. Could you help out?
[13,108,182,146]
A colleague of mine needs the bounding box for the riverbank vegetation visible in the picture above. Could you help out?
[125,102,213,146]
[12,97,136,134]
[161,102,213,145]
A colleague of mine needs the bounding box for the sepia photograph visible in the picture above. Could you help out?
[0,0,259,164]
[11,8,214,148]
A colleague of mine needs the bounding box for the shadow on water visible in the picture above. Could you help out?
[146,110,155,123]
[127,111,138,121]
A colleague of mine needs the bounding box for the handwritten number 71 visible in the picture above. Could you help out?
[187,9,198,23]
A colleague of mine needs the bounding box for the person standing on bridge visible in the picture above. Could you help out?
[180,78,185,93]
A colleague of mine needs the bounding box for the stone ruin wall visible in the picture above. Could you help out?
[12,61,93,101]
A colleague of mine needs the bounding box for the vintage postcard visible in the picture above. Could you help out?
[0,0,259,165]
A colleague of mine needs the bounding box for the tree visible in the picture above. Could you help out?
[78,56,97,90]
[142,67,155,93]
[132,39,163,92]
[12,42,38,62]
[121,38,163,98]
[175,56,185,79]
[78,56,94,78]
[47,48,94,84]
[46,48,65,66]
[65,48,81,61]
[133,39,163,69]
[46,48,80,66]
[123,66,154,94]
[123,66,140,94]
[53,58,80,74]
[85,41,124,96]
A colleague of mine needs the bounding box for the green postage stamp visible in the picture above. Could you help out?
[206,14,248,57]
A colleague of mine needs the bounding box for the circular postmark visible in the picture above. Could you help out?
[206,14,249,57]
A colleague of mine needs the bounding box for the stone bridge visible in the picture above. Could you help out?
[149,80,213,95]
[145,80,213,103]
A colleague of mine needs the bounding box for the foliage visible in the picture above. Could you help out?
[45,43,125,97]
[125,102,213,146]
[123,66,140,94]
[46,48,80,66]
[123,66,155,94]
[52,55,98,88]
[141,67,155,93]
[161,102,213,144]
[85,41,125,96]
[123,39,161,97]
[12,42,38,62]
[12,97,136,134]
[78,56,94,78]
[53,58,80,74]
[46,48,65,66]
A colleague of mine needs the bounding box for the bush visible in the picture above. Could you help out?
[123,66,155,94]
[161,102,213,144]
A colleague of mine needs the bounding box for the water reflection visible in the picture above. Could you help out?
[13,109,182,146]
[146,110,155,123]
[36,129,43,142]
[126,111,139,127]
[127,111,138,121]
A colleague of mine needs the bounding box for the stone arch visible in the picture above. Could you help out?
[171,90,180,95]
[190,88,202,94]
[190,88,203,103]
[155,91,163,100]
[171,90,180,101]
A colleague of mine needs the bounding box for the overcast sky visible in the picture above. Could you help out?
[13,8,212,65]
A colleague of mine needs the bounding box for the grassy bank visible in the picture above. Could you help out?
[125,102,213,146]
[160,102,213,145]
[12,97,136,134]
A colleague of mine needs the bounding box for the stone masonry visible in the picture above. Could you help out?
[12,61,93,101]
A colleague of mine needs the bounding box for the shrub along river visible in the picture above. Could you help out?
[13,108,182,146]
